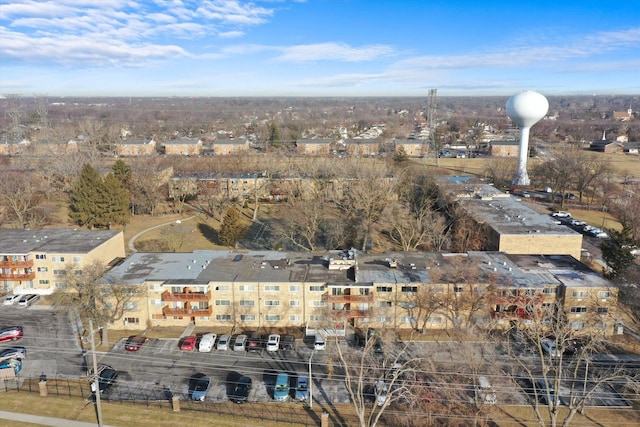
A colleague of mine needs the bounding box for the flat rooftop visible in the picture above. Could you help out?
[0,229,122,254]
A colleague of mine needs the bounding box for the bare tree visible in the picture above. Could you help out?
[0,170,48,228]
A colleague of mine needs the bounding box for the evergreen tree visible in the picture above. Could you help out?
[102,173,131,228]
[393,146,409,163]
[69,164,104,229]
[112,159,132,191]
[601,227,636,282]
[219,207,247,246]
[268,123,282,148]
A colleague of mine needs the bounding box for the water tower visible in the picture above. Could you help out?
[506,91,549,186]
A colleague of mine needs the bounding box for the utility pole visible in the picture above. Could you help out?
[308,349,315,409]
[427,89,438,166]
[88,319,104,427]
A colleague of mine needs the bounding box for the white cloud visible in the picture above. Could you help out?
[275,42,395,62]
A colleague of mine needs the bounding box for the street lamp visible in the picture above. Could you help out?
[308,349,316,409]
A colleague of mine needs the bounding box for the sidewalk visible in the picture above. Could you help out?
[0,410,117,427]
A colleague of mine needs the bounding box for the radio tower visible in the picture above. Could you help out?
[34,93,50,133]
[427,89,438,166]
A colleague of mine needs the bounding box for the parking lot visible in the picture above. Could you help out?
[0,305,84,378]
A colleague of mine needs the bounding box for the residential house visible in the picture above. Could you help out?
[295,139,332,156]
[115,138,157,156]
[161,137,202,156]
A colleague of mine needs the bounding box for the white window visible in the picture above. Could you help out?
[215,285,229,291]
[570,321,585,330]
[240,314,256,321]
[36,254,46,260]
[427,316,442,324]
[377,301,392,308]
[570,306,587,313]
[124,317,139,325]
[37,267,48,272]
[215,300,231,306]
[264,300,280,307]
[401,316,416,324]
[571,291,590,298]
[543,287,557,295]
[53,269,66,276]
[289,314,302,322]
[310,300,325,307]
[51,256,65,263]
[289,285,300,292]
[216,314,231,321]
[150,299,163,306]
[265,314,280,322]
[72,256,82,264]
[54,282,65,288]
[401,286,418,293]
[239,285,255,292]
[124,302,138,310]
[376,316,392,323]
[39,279,50,285]
[239,300,255,307]
[597,307,609,315]
[598,291,611,299]
[264,285,280,292]
[376,286,392,293]
[309,315,324,322]
[309,285,324,292]
[289,300,300,307]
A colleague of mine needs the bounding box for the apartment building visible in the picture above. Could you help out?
[100,249,618,336]
[0,229,126,295]
[115,138,157,156]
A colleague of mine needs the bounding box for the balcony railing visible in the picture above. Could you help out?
[0,259,34,269]
[161,290,211,302]
[0,272,36,280]
[330,308,370,319]
[327,294,373,303]
[162,306,213,317]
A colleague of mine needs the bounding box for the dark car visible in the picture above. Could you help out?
[280,335,296,351]
[124,335,147,352]
[189,373,211,401]
[90,365,118,394]
[230,376,252,403]
[0,326,23,342]
[247,334,265,353]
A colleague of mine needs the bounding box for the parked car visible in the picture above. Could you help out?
[541,338,559,357]
[273,373,290,402]
[535,379,555,404]
[3,294,21,305]
[375,380,389,406]
[247,333,265,353]
[17,294,40,307]
[475,376,497,405]
[230,375,252,403]
[90,365,118,394]
[124,335,147,352]
[0,326,23,342]
[314,334,326,351]
[198,333,217,352]
[233,334,248,352]
[180,335,197,351]
[189,373,211,401]
[551,211,571,218]
[280,335,296,351]
[294,376,309,402]
[567,219,586,227]
[0,346,27,360]
[266,334,280,352]
[0,357,22,375]
[217,334,230,351]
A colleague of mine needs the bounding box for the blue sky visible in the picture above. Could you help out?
[1,0,639,97]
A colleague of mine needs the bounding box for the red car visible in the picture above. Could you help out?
[0,326,23,342]
[181,335,197,351]
[124,335,147,351]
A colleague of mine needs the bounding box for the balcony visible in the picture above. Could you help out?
[327,294,373,304]
[492,307,536,320]
[330,307,371,319]
[162,306,213,317]
[0,271,36,280]
[161,290,211,302]
[0,259,34,269]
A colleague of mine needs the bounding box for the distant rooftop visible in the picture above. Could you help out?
[0,228,122,254]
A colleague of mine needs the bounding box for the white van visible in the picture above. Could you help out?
[199,333,217,352]
[17,294,40,307]
[314,334,326,351]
